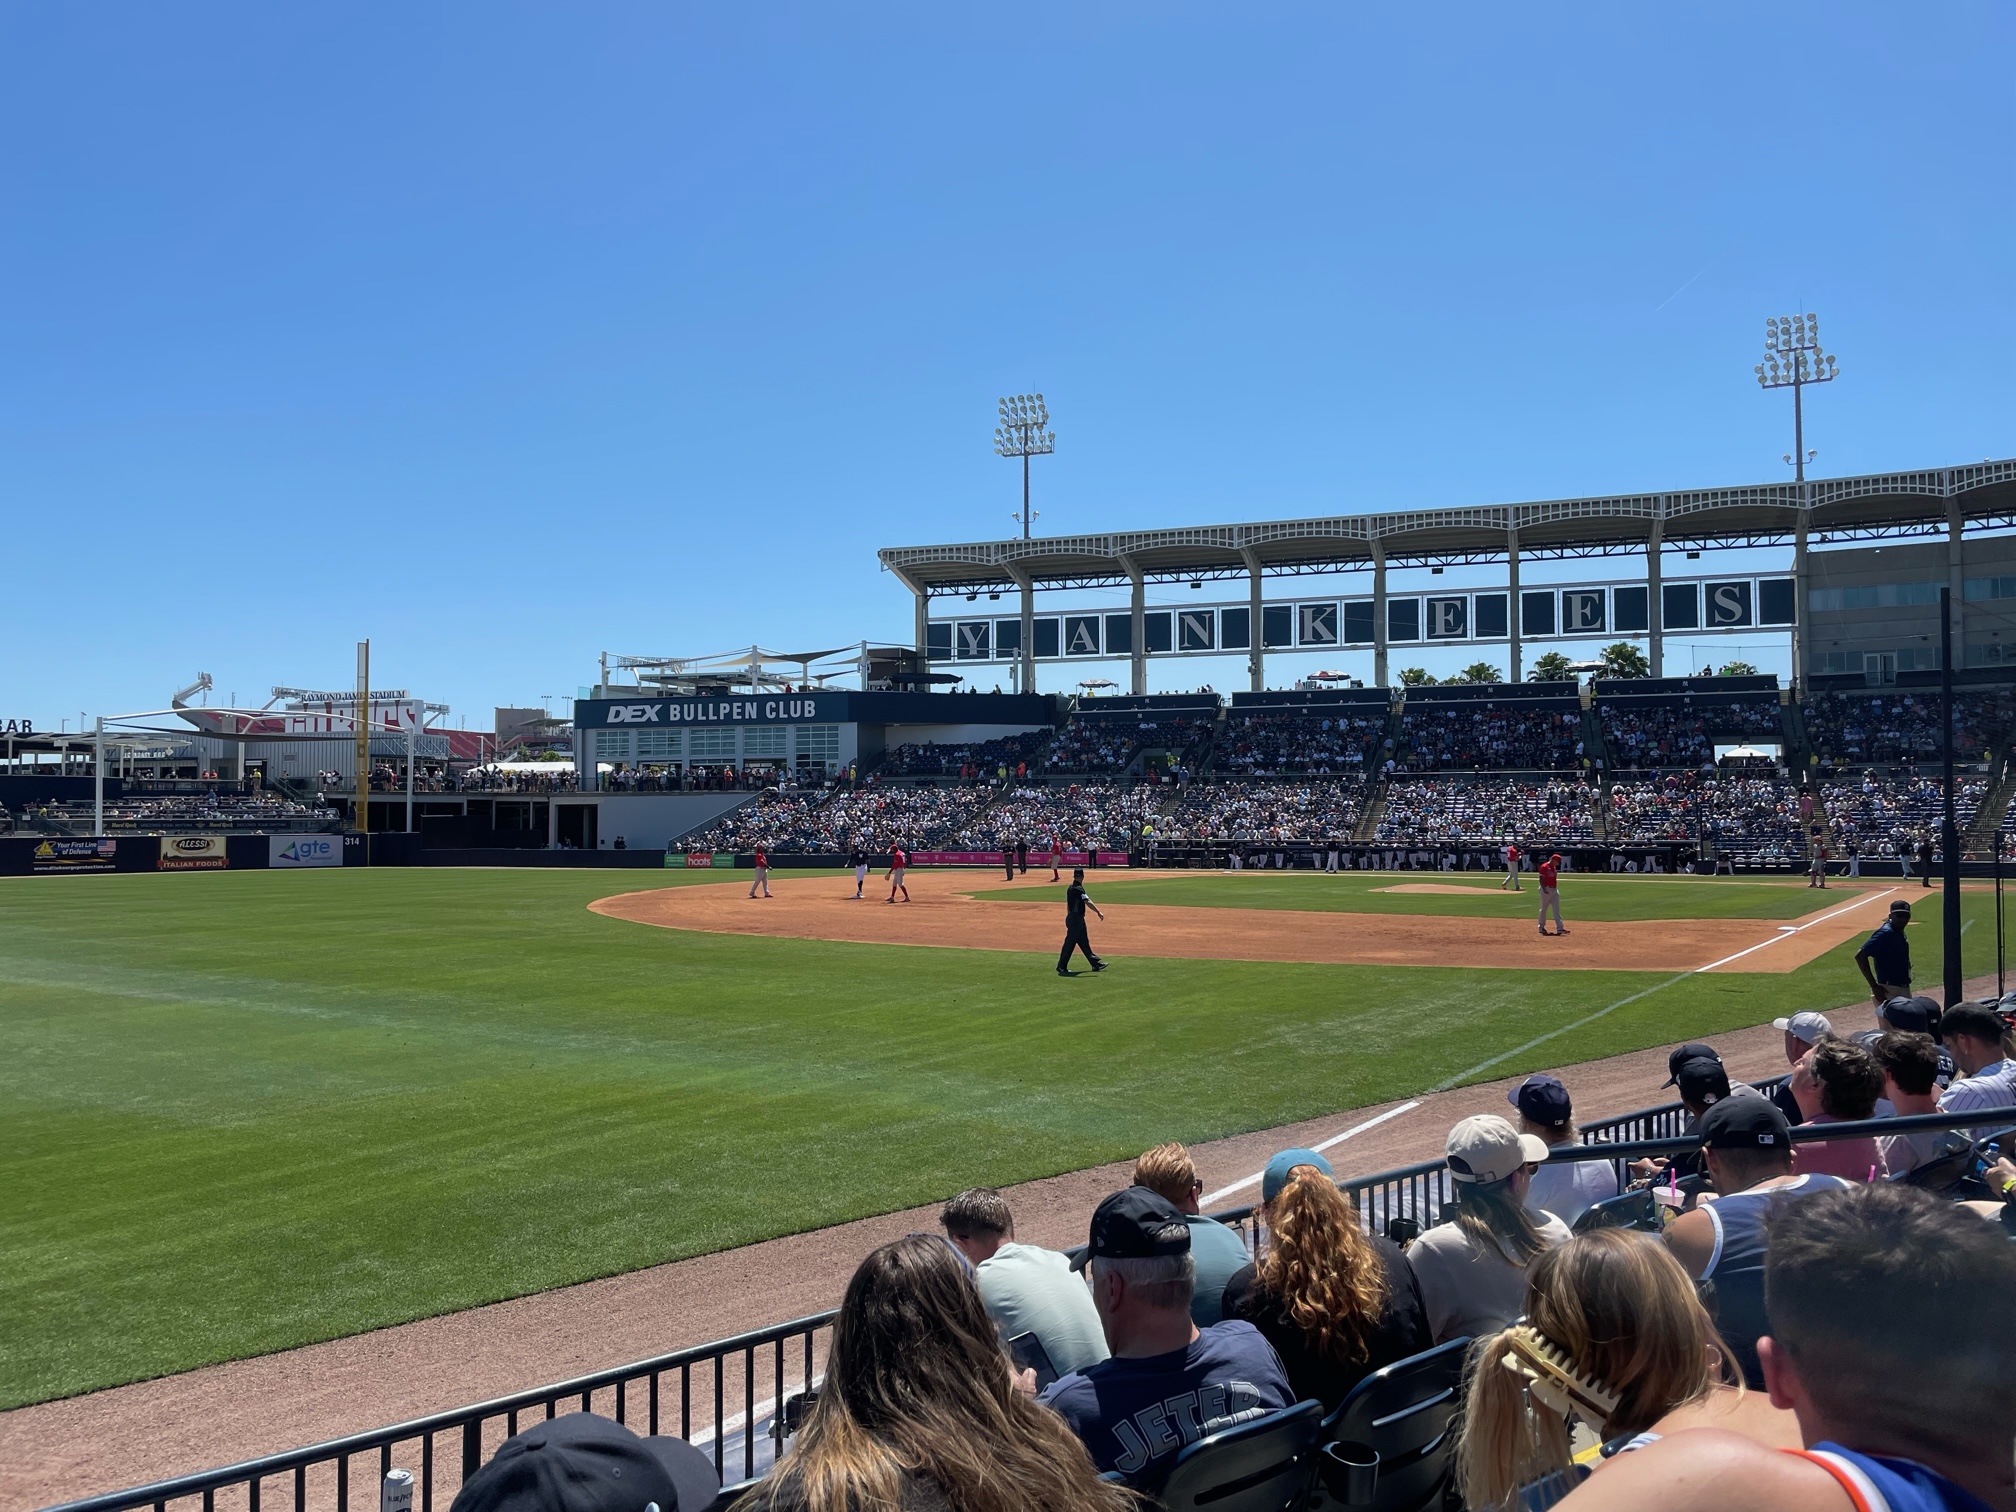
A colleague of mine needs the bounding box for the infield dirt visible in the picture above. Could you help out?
[592,870,1901,974]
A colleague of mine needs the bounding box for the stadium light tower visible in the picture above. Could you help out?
[994,393,1055,538]
[1754,312,1839,483]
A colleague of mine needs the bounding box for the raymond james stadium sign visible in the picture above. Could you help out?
[584,694,846,727]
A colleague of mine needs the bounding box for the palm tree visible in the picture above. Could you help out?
[1529,651,1576,682]
[1398,667,1438,687]
[1455,661,1503,684]
[1599,642,1651,679]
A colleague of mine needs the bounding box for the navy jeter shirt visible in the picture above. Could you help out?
[1858,920,1912,985]
[1038,1320,1294,1491]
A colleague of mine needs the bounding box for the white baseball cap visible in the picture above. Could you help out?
[1445,1114,1550,1185]
[1772,1010,1833,1046]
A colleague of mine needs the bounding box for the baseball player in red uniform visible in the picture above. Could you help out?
[1537,852,1567,936]
[886,844,910,903]
[749,844,772,899]
[1047,834,1062,883]
[1500,843,1523,891]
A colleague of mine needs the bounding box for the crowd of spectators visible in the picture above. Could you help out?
[880,730,1053,780]
[1043,715,1207,775]
[453,765,583,793]
[1600,695,1783,769]
[680,784,998,853]
[1162,778,1365,842]
[1396,702,1584,771]
[1214,712,1389,776]
[1804,685,2016,766]
[1824,771,1987,859]
[1607,772,1809,861]
[1375,777,1597,845]
[439,1002,2016,1512]
[18,793,339,833]
[950,782,1162,853]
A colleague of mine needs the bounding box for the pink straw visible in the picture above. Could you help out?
[1869,1164,1878,1183]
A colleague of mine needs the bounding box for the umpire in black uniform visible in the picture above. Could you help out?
[1057,867,1107,975]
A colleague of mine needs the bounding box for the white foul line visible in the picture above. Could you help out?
[1434,887,1900,1092]
[1200,1100,1422,1207]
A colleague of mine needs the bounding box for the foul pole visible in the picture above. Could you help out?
[1941,589,1962,1006]
[355,640,371,839]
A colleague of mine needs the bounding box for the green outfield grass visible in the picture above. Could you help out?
[984,872,1878,922]
[0,867,1974,1408]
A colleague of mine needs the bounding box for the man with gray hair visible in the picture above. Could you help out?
[1038,1187,1293,1492]
[939,1187,1109,1380]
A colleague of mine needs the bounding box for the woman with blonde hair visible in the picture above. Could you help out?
[1221,1149,1430,1409]
[1454,1228,1798,1511]
[737,1236,1134,1512]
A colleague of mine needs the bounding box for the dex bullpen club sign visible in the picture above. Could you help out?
[159,835,229,871]
[589,694,846,727]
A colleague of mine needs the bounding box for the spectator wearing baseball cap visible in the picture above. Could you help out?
[1405,1116,1571,1345]
[1784,1039,1884,1182]
[1853,899,1912,1018]
[1221,1151,1429,1410]
[1131,1142,1251,1326]
[1659,1099,1852,1387]
[1509,1074,1619,1227]
[1659,1042,1721,1089]
[1767,1013,1831,1125]
[449,1414,719,1512]
[1545,1185,2016,1512]
[1851,997,1955,1113]
[746,1235,1132,1512]
[1040,1188,1293,1492]
[1935,1001,2016,1116]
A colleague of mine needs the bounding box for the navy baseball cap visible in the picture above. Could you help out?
[1675,1055,1732,1108]
[1878,996,1941,1037]
[1662,1042,1720,1087]
[1698,1096,1791,1151]
[449,1414,719,1512]
[1070,1186,1192,1272]
[1509,1073,1573,1128]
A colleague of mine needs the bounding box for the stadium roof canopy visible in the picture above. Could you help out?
[880,457,2016,595]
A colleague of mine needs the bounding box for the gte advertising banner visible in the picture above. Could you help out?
[32,838,117,873]
[159,836,229,871]
[271,835,341,868]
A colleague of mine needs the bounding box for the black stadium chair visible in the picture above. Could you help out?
[1310,1338,1470,1512]
[1571,1186,1659,1234]
[1155,1398,1325,1512]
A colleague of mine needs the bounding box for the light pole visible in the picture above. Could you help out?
[994,393,1054,538]
[1754,312,1839,483]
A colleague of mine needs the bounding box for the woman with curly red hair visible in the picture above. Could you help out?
[1220,1148,1431,1410]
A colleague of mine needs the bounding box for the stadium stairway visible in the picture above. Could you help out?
[1965,768,2016,853]
[1351,776,1389,842]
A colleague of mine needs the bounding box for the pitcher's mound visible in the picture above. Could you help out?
[1374,883,1509,895]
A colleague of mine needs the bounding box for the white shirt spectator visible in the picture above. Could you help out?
[1522,1159,1619,1228]
[1937,1058,2016,1115]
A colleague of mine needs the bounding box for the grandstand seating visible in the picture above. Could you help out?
[1215,712,1388,776]
[1600,692,1783,769]
[879,729,1052,779]
[17,794,339,834]
[1824,772,1987,858]
[1042,713,1209,775]
[1804,685,2016,766]
[1156,1399,1323,1512]
[1164,778,1366,842]
[1314,1337,1470,1512]
[1394,698,1583,772]
[1608,774,1806,861]
[1374,777,1597,845]
[681,784,999,851]
[950,782,1162,852]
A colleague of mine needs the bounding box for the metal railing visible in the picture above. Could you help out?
[53,1083,2016,1512]
[46,1314,832,1512]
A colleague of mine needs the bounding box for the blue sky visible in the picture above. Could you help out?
[3,4,2011,727]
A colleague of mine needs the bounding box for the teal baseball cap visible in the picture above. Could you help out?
[1262,1147,1334,1203]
